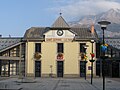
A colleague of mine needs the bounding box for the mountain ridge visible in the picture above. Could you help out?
[69,8,120,37]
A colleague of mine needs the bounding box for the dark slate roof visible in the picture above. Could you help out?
[52,16,70,28]
[24,27,48,39]
[71,28,97,40]
[0,38,21,51]
[24,27,98,40]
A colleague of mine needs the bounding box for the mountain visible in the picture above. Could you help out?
[69,9,120,37]
[95,8,120,24]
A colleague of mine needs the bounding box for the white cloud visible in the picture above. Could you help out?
[50,0,120,21]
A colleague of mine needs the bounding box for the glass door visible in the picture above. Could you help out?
[80,61,86,77]
[57,61,64,77]
[35,61,41,77]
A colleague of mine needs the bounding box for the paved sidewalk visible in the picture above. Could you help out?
[0,77,120,90]
[0,77,9,81]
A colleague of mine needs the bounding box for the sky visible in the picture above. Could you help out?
[0,0,120,37]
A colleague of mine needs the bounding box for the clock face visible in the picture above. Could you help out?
[57,30,63,36]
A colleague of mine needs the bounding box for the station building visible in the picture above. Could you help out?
[0,15,98,77]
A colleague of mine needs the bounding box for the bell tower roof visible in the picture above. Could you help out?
[52,15,69,28]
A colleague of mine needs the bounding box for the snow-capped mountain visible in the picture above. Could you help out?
[69,8,120,37]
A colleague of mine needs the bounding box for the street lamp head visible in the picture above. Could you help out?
[98,20,111,30]
[91,40,94,43]
[83,45,89,49]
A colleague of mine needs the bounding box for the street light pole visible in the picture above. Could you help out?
[98,21,111,90]
[89,40,95,84]
[102,27,105,90]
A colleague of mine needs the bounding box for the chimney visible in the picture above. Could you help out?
[91,24,94,34]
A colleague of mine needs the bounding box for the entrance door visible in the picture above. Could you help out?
[112,62,119,77]
[57,61,64,77]
[80,61,86,77]
[35,61,41,77]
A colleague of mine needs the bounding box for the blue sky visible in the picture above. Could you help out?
[0,0,120,37]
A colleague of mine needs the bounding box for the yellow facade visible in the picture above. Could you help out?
[26,40,96,77]
[42,42,57,77]
[26,42,35,76]
[64,42,79,77]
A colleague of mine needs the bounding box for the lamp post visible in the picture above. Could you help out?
[83,45,88,80]
[89,40,95,84]
[98,21,111,90]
